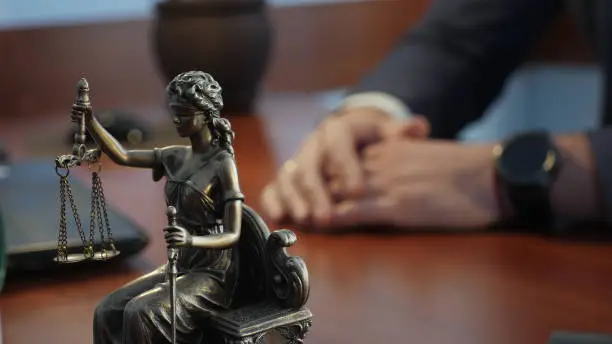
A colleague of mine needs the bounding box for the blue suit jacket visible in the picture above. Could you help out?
[352,0,610,138]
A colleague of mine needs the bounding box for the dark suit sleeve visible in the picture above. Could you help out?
[350,0,563,138]
[586,129,612,224]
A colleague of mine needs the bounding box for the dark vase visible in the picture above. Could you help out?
[152,0,273,115]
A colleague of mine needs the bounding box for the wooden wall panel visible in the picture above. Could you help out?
[0,0,593,118]
[0,20,161,118]
[266,0,431,90]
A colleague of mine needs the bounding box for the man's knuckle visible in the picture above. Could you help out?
[301,173,320,189]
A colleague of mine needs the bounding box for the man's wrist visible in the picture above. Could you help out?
[490,133,600,229]
[550,134,599,222]
[491,170,515,223]
[489,132,562,231]
[586,129,612,225]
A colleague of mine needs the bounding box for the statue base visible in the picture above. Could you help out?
[210,302,312,343]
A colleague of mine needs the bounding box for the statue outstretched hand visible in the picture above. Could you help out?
[164,225,193,247]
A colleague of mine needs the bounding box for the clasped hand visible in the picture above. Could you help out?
[71,104,93,123]
[164,225,193,247]
[261,109,499,231]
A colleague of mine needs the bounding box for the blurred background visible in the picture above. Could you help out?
[0,1,609,344]
[0,0,601,163]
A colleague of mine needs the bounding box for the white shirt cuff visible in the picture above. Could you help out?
[341,92,414,121]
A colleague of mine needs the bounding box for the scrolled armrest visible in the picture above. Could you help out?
[265,229,310,308]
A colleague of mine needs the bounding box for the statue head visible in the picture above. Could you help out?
[165,71,234,153]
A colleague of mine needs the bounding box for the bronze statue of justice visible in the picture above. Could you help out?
[53,72,313,344]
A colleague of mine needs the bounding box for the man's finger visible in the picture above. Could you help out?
[400,115,430,138]
[327,177,346,202]
[262,133,321,222]
[260,182,286,221]
[320,118,364,197]
[277,162,310,223]
[329,197,395,227]
[294,133,333,225]
[362,141,387,161]
[300,164,332,225]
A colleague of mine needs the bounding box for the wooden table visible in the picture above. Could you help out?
[1,97,612,344]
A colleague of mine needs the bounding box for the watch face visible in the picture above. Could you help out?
[498,133,552,184]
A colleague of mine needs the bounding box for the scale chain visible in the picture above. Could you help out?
[95,178,107,255]
[88,173,97,255]
[89,170,99,256]
[92,171,107,257]
[94,171,116,253]
[65,172,91,256]
[57,176,69,261]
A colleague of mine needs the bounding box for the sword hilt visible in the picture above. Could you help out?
[166,205,178,227]
[165,206,179,264]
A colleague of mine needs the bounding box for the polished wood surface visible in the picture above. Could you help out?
[1,96,612,344]
[0,0,594,119]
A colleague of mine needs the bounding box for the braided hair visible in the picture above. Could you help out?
[166,71,235,155]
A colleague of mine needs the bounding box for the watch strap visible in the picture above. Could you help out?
[492,177,556,233]
[506,183,555,230]
[492,132,562,233]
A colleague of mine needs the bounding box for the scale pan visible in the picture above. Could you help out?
[91,250,121,261]
[53,253,88,264]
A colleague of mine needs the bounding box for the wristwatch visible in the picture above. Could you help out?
[492,131,563,231]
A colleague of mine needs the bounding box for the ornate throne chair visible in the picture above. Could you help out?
[207,204,312,344]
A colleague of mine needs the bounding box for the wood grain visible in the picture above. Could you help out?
[1,93,612,344]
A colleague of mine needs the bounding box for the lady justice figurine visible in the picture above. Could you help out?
[71,71,245,344]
